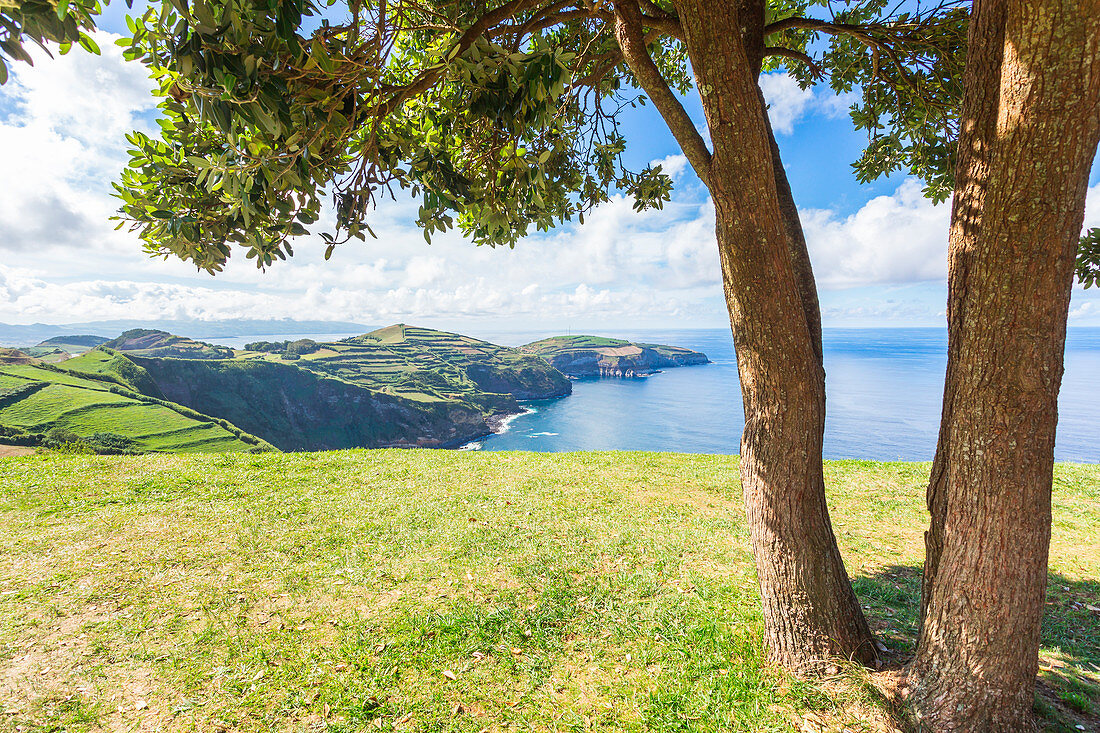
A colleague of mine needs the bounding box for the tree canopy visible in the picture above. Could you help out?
[3,0,969,272]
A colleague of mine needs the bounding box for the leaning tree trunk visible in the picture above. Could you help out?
[674,0,876,670]
[910,0,1100,728]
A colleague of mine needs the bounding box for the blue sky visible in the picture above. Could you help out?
[1,18,1098,332]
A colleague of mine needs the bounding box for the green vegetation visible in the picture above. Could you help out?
[0,354,270,454]
[309,325,571,403]
[244,338,321,355]
[15,347,72,363]
[2,325,572,453]
[0,452,1095,732]
[36,335,111,354]
[522,335,709,377]
[108,324,571,451]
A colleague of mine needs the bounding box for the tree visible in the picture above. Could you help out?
[2,0,967,671]
[909,0,1100,728]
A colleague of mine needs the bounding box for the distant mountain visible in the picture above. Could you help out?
[38,335,110,350]
[0,319,374,347]
[521,335,710,377]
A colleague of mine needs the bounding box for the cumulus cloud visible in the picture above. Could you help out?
[759,72,855,135]
[802,179,950,288]
[2,40,1097,330]
[1084,182,1100,229]
[0,31,157,254]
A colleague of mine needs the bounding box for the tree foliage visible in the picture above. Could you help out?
[1077,228,1100,289]
[0,0,103,83]
[4,0,967,272]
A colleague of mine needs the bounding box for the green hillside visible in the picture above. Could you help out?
[101,329,235,359]
[129,356,501,451]
[103,324,572,451]
[0,353,270,454]
[36,334,110,353]
[0,452,1095,731]
[304,324,571,402]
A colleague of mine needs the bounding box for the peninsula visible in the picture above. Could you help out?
[0,325,710,454]
[520,334,709,377]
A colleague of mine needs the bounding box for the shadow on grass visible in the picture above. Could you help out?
[854,565,1100,731]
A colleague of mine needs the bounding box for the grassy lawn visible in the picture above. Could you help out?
[0,452,1096,732]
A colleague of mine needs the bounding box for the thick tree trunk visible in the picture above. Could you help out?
[766,114,823,361]
[910,0,1100,728]
[674,0,875,670]
[919,0,1008,632]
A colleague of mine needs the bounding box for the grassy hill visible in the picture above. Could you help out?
[106,324,572,451]
[101,329,234,359]
[36,335,111,354]
[522,335,710,377]
[0,351,270,454]
[244,324,572,403]
[0,452,1095,732]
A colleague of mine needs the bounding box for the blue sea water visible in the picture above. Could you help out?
[465,328,1099,463]
[208,327,1097,461]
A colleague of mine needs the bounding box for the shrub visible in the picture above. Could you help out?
[286,339,319,355]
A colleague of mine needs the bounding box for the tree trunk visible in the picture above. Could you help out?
[766,113,823,362]
[919,0,1008,633]
[910,0,1100,728]
[674,0,875,670]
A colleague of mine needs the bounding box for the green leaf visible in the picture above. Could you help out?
[77,33,101,55]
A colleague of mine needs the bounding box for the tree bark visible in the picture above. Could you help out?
[766,112,824,361]
[910,0,1100,728]
[673,0,875,670]
[919,0,1008,633]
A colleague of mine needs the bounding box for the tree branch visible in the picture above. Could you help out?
[763,16,909,81]
[637,0,684,41]
[612,0,711,183]
[377,0,541,113]
[764,46,822,78]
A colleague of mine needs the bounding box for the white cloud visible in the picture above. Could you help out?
[0,31,157,254]
[1084,182,1100,229]
[650,154,689,178]
[802,179,950,288]
[2,42,1098,331]
[759,72,855,135]
[759,73,814,135]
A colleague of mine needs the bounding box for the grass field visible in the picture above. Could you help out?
[0,361,263,454]
[0,452,1096,732]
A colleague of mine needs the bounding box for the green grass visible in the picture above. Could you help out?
[0,452,1095,732]
[0,363,262,454]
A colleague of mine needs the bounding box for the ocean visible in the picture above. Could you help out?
[469,327,1099,462]
[207,328,1099,462]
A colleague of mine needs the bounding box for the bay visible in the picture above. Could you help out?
[206,326,1097,462]
[468,327,1099,462]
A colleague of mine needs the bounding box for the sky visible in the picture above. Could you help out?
[1,23,1099,333]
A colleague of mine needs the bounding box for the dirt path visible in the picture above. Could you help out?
[0,444,35,457]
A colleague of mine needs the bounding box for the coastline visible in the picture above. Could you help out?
[459,405,536,450]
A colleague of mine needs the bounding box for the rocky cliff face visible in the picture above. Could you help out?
[463,358,572,399]
[131,357,499,451]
